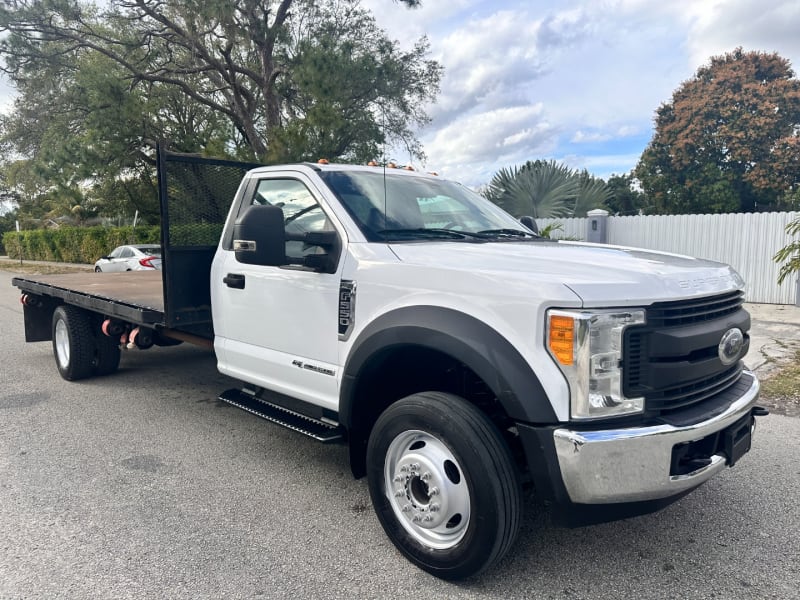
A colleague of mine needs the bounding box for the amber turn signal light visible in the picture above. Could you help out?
[548,315,574,366]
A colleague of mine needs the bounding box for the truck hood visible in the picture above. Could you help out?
[388,240,745,306]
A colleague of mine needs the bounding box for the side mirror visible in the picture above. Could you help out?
[233,205,341,273]
[287,230,341,274]
[519,215,538,234]
[233,205,286,266]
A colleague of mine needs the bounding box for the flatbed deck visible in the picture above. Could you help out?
[13,271,165,325]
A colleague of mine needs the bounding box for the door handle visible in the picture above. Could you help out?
[223,273,246,289]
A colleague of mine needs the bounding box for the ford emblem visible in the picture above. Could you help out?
[718,328,744,365]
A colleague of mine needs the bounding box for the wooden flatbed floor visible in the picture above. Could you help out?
[12,270,165,325]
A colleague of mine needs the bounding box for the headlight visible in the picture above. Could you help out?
[546,309,646,420]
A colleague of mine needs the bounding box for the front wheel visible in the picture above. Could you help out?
[367,392,522,580]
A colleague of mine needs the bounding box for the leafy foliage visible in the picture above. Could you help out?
[484,160,609,218]
[604,173,648,216]
[0,0,440,224]
[3,226,160,263]
[636,48,800,214]
[774,217,800,285]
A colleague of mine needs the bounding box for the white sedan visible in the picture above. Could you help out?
[94,245,163,272]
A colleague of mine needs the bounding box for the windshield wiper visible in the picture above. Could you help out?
[473,228,542,239]
[377,228,480,241]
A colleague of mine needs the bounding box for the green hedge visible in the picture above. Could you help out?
[2,226,161,263]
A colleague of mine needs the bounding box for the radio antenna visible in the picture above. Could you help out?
[382,105,388,231]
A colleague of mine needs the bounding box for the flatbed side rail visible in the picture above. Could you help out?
[12,276,164,324]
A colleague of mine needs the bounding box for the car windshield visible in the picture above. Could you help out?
[319,171,539,242]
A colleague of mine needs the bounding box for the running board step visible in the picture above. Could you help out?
[219,388,345,443]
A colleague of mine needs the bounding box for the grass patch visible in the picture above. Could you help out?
[0,259,93,275]
[759,349,800,417]
[760,350,800,399]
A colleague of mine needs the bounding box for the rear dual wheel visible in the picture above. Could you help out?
[367,392,522,580]
[52,306,120,380]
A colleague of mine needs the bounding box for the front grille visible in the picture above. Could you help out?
[645,290,743,327]
[624,291,748,416]
[643,365,742,411]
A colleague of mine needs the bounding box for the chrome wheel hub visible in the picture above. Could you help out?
[55,319,70,369]
[384,430,470,549]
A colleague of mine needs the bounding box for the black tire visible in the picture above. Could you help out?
[52,305,97,381]
[93,330,121,376]
[367,392,522,580]
[94,266,102,272]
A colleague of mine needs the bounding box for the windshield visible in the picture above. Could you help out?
[319,170,536,242]
[136,246,162,257]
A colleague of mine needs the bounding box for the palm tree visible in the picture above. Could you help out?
[484,160,609,218]
[575,169,613,217]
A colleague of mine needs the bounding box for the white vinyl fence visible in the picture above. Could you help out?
[536,212,799,305]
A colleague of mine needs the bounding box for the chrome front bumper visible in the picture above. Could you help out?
[552,371,761,504]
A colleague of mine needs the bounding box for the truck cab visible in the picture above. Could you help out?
[210,162,762,578]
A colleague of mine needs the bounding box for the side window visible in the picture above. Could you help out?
[118,247,134,259]
[108,247,122,259]
[251,179,334,260]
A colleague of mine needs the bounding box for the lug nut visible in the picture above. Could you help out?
[430,503,440,513]
[412,515,422,523]
[421,472,432,481]
[402,504,411,513]
[423,515,434,522]
[394,489,404,498]
[429,487,440,496]
[410,463,420,472]
[400,465,408,473]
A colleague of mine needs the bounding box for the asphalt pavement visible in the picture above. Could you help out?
[0,270,798,599]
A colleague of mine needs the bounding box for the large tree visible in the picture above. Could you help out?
[0,0,440,222]
[605,173,648,216]
[636,48,800,214]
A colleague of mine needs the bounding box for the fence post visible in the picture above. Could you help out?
[796,276,800,307]
[586,209,609,243]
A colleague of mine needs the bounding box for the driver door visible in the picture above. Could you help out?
[212,173,344,410]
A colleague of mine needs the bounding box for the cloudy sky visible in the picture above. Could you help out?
[363,0,800,186]
[1,0,799,188]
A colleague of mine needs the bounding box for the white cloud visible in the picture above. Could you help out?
[560,152,645,179]
[572,130,612,143]
[426,10,546,126]
[369,0,800,186]
[420,103,557,185]
[683,1,800,69]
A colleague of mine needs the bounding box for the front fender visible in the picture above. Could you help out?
[340,305,556,428]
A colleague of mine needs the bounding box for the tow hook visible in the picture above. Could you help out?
[751,406,770,417]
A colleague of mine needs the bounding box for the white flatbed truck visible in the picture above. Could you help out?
[12,149,766,579]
